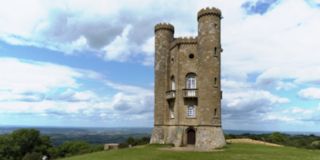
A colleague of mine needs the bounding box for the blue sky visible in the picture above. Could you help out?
[0,0,320,132]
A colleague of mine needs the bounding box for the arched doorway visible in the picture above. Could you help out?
[187,128,196,145]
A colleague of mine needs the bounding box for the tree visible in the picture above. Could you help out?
[0,129,52,160]
[268,132,287,144]
[0,134,19,160]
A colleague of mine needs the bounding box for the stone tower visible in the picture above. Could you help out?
[150,7,226,151]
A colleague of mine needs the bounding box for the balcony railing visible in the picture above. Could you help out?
[183,89,198,98]
[166,90,176,99]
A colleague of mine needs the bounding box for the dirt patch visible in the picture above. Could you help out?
[159,145,224,152]
[227,138,283,147]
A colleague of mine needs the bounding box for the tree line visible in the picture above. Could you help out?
[225,132,320,149]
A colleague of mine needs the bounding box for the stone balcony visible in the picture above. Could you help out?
[183,89,198,98]
[166,90,176,100]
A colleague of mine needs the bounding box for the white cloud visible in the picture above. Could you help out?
[1,0,319,70]
[0,58,81,94]
[223,0,320,85]
[263,105,320,125]
[103,25,134,61]
[223,89,289,113]
[298,87,320,100]
[141,37,155,66]
[0,57,154,126]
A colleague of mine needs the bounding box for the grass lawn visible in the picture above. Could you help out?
[60,143,320,160]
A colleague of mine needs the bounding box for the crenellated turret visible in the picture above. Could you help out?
[154,23,174,126]
[197,7,222,127]
[151,23,174,144]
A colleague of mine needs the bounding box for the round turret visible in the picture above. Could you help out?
[155,23,174,33]
[197,7,222,21]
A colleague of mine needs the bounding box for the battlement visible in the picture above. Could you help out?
[170,37,197,50]
[155,23,175,33]
[197,7,222,21]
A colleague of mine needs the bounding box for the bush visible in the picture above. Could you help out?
[311,141,320,149]
[55,141,103,157]
[118,142,129,148]
[123,136,150,148]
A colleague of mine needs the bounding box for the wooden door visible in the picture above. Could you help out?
[187,129,195,145]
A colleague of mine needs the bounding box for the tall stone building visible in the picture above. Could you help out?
[150,7,226,151]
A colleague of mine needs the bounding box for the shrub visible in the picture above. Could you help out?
[311,141,320,149]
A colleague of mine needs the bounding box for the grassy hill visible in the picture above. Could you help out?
[60,143,320,160]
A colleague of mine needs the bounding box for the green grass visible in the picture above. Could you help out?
[60,143,320,160]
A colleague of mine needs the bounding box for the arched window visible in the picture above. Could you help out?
[171,76,175,90]
[186,73,196,89]
[187,105,196,117]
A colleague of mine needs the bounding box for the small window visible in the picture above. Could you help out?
[214,77,217,85]
[214,108,217,116]
[214,23,218,29]
[189,53,194,59]
[187,105,196,117]
[171,58,174,63]
[169,105,174,119]
[171,76,175,90]
[214,47,217,56]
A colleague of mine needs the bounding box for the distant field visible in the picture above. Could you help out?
[60,143,320,160]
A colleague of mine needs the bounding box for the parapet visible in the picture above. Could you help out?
[155,23,174,33]
[170,37,197,50]
[197,7,222,21]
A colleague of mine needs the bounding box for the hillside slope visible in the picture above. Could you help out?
[60,143,320,160]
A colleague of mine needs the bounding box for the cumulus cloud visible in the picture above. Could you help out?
[1,0,320,70]
[263,105,320,124]
[298,87,320,100]
[0,57,153,126]
[222,78,289,122]
[0,58,81,94]
[0,0,171,65]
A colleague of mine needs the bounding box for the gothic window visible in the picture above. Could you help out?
[186,73,196,89]
[187,105,196,117]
